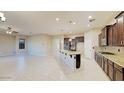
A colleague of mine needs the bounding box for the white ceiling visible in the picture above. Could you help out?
[0,11,120,35]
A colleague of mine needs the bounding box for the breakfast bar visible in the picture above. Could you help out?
[59,50,81,70]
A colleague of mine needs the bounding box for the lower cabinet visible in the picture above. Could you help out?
[108,60,114,80]
[103,57,108,74]
[95,52,103,67]
[95,52,124,81]
[114,64,124,81]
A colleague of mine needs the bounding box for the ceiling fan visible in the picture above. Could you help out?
[5,26,18,34]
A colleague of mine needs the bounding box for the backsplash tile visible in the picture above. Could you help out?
[101,46,124,55]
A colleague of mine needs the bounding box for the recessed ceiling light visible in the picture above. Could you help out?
[9,31,12,34]
[88,24,90,27]
[6,31,9,34]
[69,38,72,42]
[73,22,76,24]
[88,16,92,19]
[56,18,60,21]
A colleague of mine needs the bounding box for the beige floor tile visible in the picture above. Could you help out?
[0,55,110,81]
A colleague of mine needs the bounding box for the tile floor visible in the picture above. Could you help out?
[0,55,110,81]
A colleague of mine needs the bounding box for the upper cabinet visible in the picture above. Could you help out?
[115,12,124,46]
[112,23,117,46]
[100,25,111,46]
[108,25,113,46]
[99,12,124,47]
[64,36,84,51]
[98,33,102,47]
[75,36,84,42]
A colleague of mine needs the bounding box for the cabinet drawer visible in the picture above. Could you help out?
[114,63,123,72]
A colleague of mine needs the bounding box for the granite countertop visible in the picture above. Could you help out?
[96,51,124,68]
[60,50,81,55]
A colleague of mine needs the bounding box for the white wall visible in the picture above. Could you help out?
[52,36,63,57]
[0,34,16,56]
[84,29,101,59]
[77,42,84,54]
[27,34,52,56]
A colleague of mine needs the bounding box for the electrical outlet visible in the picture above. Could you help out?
[118,49,120,52]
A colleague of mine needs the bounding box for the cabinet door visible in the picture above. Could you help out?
[108,26,113,46]
[114,63,123,81]
[103,57,108,74]
[101,28,106,39]
[108,60,114,80]
[98,34,102,46]
[98,55,102,67]
[112,23,117,46]
[116,13,124,46]
[114,68,123,81]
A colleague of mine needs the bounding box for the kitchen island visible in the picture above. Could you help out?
[59,50,81,70]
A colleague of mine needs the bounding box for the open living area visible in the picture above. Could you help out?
[0,11,124,81]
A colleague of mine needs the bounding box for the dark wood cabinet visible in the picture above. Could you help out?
[114,69,123,81]
[115,12,124,46]
[98,33,102,47]
[112,23,118,46]
[100,12,124,46]
[108,60,114,80]
[108,26,113,46]
[76,36,84,42]
[95,52,124,81]
[100,25,111,46]
[103,57,108,74]
[114,63,124,81]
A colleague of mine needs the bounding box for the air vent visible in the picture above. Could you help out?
[89,19,95,22]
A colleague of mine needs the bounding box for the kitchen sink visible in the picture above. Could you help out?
[99,51,115,55]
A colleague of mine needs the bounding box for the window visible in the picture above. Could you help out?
[19,39,25,49]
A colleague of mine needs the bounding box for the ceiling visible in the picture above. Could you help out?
[0,11,120,36]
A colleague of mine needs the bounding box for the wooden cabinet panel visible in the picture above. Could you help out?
[101,27,107,39]
[115,12,124,46]
[114,62,124,81]
[94,52,124,81]
[100,12,124,46]
[114,63,123,73]
[114,68,123,81]
[108,60,114,80]
[98,33,102,46]
[76,36,84,42]
[101,25,111,46]
[108,26,113,46]
[112,23,117,46]
[103,57,108,74]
